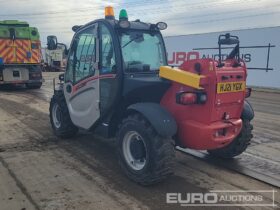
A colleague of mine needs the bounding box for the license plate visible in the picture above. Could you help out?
[217,81,245,93]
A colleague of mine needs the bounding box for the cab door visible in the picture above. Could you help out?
[64,24,100,129]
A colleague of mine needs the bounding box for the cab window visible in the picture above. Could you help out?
[120,31,166,72]
[65,26,96,83]
[100,24,116,74]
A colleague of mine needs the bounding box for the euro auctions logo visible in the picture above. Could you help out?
[166,190,278,207]
[167,192,218,205]
[167,51,252,66]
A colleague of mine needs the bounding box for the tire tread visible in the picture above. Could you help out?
[117,114,175,185]
[49,90,78,138]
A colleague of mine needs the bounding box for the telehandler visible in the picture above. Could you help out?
[49,7,253,185]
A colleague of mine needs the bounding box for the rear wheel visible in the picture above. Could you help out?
[208,119,253,158]
[50,90,78,138]
[26,82,42,89]
[117,114,175,185]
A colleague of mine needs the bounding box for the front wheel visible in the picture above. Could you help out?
[117,114,175,185]
[49,90,78,138]
[208,119,253,158]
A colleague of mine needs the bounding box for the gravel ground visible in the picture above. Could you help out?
[0,72,278,210]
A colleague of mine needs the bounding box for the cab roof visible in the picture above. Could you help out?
[0,20,29,27]
[73,18,158,33]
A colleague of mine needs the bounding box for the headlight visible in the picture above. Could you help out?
[118,20,130,28]
[156,22,167,30]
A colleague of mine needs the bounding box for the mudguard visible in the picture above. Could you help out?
[242,100,254,121]
[127,103,177,137]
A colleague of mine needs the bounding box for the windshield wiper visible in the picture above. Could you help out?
[122,34,141,48]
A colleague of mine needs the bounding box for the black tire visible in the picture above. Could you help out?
[49,90,78,138]
[26,82,42,89]
[208,119,253,158]
[117,114,175,185]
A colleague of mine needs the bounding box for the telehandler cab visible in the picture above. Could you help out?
[49,7,177,185]
[49,7,254,185]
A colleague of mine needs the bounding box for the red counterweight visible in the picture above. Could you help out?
[161,58,247,150]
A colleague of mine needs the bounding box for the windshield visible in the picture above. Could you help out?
[120,31,167,73]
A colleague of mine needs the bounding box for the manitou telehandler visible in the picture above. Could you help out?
[49,7,254,185]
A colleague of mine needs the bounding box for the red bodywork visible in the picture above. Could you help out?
[161,59,247,150]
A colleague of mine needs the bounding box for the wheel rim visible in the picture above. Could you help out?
[52,103,62,129]
[122,131,147,171]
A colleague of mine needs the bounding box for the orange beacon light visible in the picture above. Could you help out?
[105,6,115,19]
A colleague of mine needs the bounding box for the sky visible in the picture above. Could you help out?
[1,0,280,47]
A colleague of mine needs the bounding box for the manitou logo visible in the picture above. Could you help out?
[167,51,251,65]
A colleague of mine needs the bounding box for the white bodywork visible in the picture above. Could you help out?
[64,76,100,130]
[63,23,100,130]
[44,47,66,69]
[46,49,63,62]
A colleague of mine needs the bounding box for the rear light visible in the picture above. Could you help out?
[179,93,197,105]
[245,87,252,98]
[176,92,207,105]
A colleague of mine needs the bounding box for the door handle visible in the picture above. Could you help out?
[66,84,72,93]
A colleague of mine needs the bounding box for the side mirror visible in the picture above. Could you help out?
[217,33,240,67]
[47,35,58,50]
[218,37,239,45]
[218,33,239,45]
[57,43,69,56]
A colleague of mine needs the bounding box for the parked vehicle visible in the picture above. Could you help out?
[0,20,43,88]
[44,36,67,72]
